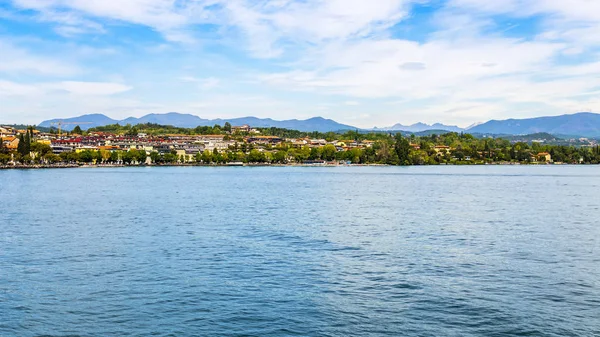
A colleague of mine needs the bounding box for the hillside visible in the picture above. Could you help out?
[38,113,119,130]
[468,112,600,137]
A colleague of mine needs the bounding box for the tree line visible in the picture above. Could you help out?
[3,126,600,166]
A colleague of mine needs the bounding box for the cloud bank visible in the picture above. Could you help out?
[1,0,600,127]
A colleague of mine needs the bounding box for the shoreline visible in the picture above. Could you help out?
[0,164,80,170]
[0,162,588,170]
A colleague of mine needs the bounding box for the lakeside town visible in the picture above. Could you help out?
[1,122,600,168]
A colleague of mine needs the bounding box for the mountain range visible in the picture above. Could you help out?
[37,112,600,138]
[467,112,600,137]
[374,122,464,133]
[38,113,357,133]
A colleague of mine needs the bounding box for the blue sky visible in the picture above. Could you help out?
[1,0,600,128]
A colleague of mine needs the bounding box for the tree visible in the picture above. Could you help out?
[387,151,400,165]
[99,149,111,163]
[150,151,161,164]
[273,150,287,163]
[68,152,80,162]
[122,149,145,164]
[110,151,120,163]
[72,125,82,134]
[201,150,213,164]
[452,146,465,161]
[295,146,311,162]
[0,139,7,154]
[30,142,52,157]
[264,152,273,163]
[229,151,246,162]
[309,147,320,160]
[0,153,11,164]
[79,150,94,163]
[126,127,139,137]
[163,152,178,163]
[322,144,337,161]
[224,122,232,133]
[217,151,229,163]
[135,149,147,164]
[24,131,31,155]
[44,153,60,164]
[375,141,392,163]
[17,134,27,156]
[247,149,265,163]
[122,150,133,164]
[512,142,530,162]
[394,133,410,165]
[347,148,364,164]
[484,140,491,159]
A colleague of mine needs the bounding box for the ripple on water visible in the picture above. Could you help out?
[1,166,600,336]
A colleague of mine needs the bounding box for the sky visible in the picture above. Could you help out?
[1,0,600,128]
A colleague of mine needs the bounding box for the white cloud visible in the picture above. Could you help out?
[0,40,78,76]
[4,0,600,126]
[0,80,42,96]
[0,80,131,97]
[253,0,600,125]
[223,0,418,57]
[178,76,201,83]
[449,0,600,21]
[178,76,220,89]
[11,0,225,43]
[200,77,220,89]
[447,0,600,51]
[53,81,132,95]
[262,36,564,98]
[11,0,419,55]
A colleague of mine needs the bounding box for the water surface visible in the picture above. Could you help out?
[1,166,599,336]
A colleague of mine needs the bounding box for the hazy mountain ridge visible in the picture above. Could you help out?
[468,112,600,137]
[37,112,600,137]
[375,122,464,133]
[38,113,120,129]
[39,113,357,133]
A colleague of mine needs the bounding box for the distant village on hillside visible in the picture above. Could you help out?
[1,123,600,167]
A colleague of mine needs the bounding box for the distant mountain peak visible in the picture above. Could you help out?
[376,122,464,133]
[468,112,600,137]
[39,112,357,133]
[36,111,600,137]
[465,122,483,130]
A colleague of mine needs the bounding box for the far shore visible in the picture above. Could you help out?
[0,162,585,170]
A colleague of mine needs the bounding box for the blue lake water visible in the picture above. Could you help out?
[1,166,599,336]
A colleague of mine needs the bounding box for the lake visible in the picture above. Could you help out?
[1,166,599,336]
